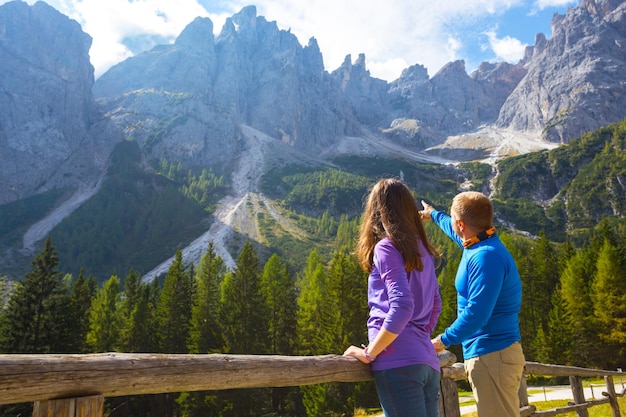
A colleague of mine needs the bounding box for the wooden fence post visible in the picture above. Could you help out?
[569,376,589,417]
[438,376,461,417]
[437,351,462,417]
[518,372,529,407]
[604,375,621,417]
[33,395,104,417]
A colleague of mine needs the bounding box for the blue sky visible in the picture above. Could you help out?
[1,0,580,81]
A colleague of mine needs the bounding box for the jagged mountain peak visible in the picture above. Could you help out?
[175,17,214,49]
[496,0,626,142]
[433,60,467,78]
[230,4,259,28]
[393,64,430,85]
[581,0,624,17]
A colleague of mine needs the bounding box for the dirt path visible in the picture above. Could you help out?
[21,178,104,254]
[23,124,551,281]
[142,125,292,281]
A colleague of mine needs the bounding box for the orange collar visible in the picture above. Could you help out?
[462,227,496,248]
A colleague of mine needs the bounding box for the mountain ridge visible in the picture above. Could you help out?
[1,0,625,280]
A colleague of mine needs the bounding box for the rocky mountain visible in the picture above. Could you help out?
[90,0,626,164]
[497,0,626,142]
[0,1,119,206]
[0,0,625,279]
[93,7,361,167]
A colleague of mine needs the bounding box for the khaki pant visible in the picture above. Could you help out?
[465,342,525,417]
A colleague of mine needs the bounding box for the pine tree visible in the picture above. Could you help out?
[324,247,368,350]
[220,241,268,354]
[189,242,226,354]
[335,214,359,250]
[296,249,328,355]
[530,325,550,364]
[66,270,97,353]
[433,240,462,359]
[219,241,270,415]
[0,276,9,349]
[45,273,78,353]
[154,250,195,417]
[558,237,577,272]
[592,239,626,368]
[1,237,66,353]
[123,270,159,353]
[119,268,140,350]
[559,249,596,367]
[261,253,297,355]
[322,247,371,415]
[122,268,142,318]
[158,249,193,354]
[530,233,561,329]
[86,275,123,352]
[180,244,225,417]
[519,232,560,360]
[127,276,162,350]
[296,249,330,417]
[260,253,299,415]
[502,232,537,359]
[546,286,573,365]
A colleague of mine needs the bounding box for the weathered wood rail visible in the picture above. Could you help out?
[0,351,622,417]
[441,360,625,417]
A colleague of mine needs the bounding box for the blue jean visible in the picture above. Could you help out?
[373,364,440,417]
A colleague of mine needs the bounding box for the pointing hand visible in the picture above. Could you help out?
[419,200,435,221]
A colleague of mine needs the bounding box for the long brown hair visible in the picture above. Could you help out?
[356,178,440,272]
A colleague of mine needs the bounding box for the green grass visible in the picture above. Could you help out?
[462,395,626,417]
[458,390,476,406]
[363,387,626,417]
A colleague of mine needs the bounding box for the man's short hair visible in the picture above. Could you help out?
[451,191,493,230]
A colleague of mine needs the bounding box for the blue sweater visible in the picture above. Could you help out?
[367,238,442,371]
[432,211,522,360]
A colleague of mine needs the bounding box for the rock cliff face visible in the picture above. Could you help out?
[0,0,625,238]
[94,6,361,168]
[0,1,116,205]
[496,0,626,142]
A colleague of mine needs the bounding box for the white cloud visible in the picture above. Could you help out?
[244,0,527,80]
[56,0,211,77]
[534,0,576,10]
[0,0,212,77]
[0,0,574,81]
[485,30,528,63]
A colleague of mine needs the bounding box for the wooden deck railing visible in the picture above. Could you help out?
[0,351,622,417]
[439,358,625,417]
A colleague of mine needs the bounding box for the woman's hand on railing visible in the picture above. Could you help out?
[343,345,372,364]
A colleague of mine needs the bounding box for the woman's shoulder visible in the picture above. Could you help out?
[374,237,394,250]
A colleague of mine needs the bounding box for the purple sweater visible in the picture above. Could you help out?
[367,238,442,372]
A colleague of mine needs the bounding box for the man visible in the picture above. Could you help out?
[420,191,525,417]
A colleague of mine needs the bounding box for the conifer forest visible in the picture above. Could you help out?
[0,121,625,417]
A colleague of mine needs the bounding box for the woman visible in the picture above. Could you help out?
[343,178,442,417]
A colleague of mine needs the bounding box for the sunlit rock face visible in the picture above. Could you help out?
[496,0,626,143]
[0,1,116,204]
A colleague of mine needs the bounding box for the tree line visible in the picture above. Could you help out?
[430,217,626,372]
[0,237,373,417]
[1,214,625,416]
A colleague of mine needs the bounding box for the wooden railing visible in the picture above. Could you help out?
[439,359,625,417]
[0,351,622,417]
